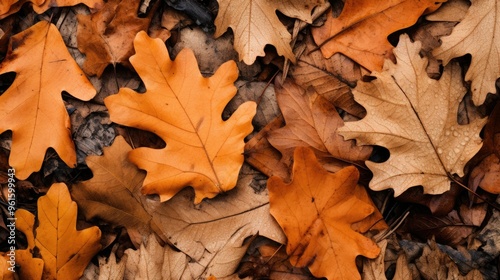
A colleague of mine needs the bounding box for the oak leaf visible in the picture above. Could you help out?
[290,35,365,117]
[311,0,444,71]
[104,31,256,203]
[433,0,498,105]
[214,0,325,64]
[268,77,372,177]
[339,35,486,196]
[77,0,169,77]
[268,147,380,280]
[16,183,101,279]
[0,21,96,179]
[0,0,102,19]
[71,136,159,248]
[146,164,285,278]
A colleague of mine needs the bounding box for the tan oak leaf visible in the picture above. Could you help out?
[433,0,499,105]
[339,34,486,196]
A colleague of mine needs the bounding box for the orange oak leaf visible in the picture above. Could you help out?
[0,0,20,15]
[16,183,101,280]
[0,21,96,179]
[214,0,325,64]
[433,0,499,105]
[311,0,444,71]
[268,147,381,280]
[104,31,256,203]
[77,0,169,77]
[0,0,102,19]
[339,35,486,196]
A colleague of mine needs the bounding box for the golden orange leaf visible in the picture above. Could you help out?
[268,147,381,280]
[16,183,101,280]
[0,21,96,179]
[0,0,102,19]
[104,31,256,203]
[311,0,444,71]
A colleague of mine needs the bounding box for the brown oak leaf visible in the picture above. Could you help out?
[268,147,381,280]
[104,31,256,203]
[339,35,486,196]
[433,0,499,105]
[77,0,169,77]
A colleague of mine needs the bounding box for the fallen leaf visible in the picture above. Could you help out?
[77,0,169,77]
[426,0,470,22]
[96,252,126,280]
[124,234,191,280]
[290,34,365,117]
[268,147,380,279]
[268,77,372,178]
[0,0,18,15]
[0,0,102,19]
[311,0,444,71]
[433,0,499,105]
[104,31,256,203]
[0,252,14,280]
[14,208,44,280]
[339,34,486,196]
[214,0,325,64]
[16,183,101,279]
[0,21,96,179]
[146,164,285,278]
[71,136,158,248]
[362,240,387,280]
[416,240,484,280]
[393,254,417,280]
[244,116,290,179]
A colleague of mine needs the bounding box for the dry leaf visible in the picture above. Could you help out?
[16,183,101,279]
[77,0,169,77]
[0,0,19,15]
[104,31,256,203]
[433,0,499,105]
[362,239,387,280]
[339,34,486,196]
[290,35,365,117]
[426,0,470,22]
[311,0,444,71]
[146,164,285,278]
[96,252,126,280]
[71,136,157,248]
[124,234,191,280]
[214,0,325,64]
[14,209,44,280]
[393,254,417,280]
[268,77,372,179]
[0,21,96,180]
[244,116,290,179]
[268,147,380,280]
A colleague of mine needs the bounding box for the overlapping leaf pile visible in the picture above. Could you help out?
[0,0,500,279]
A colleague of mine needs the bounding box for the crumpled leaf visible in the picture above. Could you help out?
[311,0,444,71]
[71,136,158,248]
[77,0,170,77]
[146,164,285,279]
[426,0,470,22]
[0,21,96,179]
[214,0,325,64]
[16,183,101,280]
[268,77,372,179]
[433,0,498,105]
[289,34,365,117]
[104,31,256,203]
[268,147,381,280]
[339,34,486,196]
